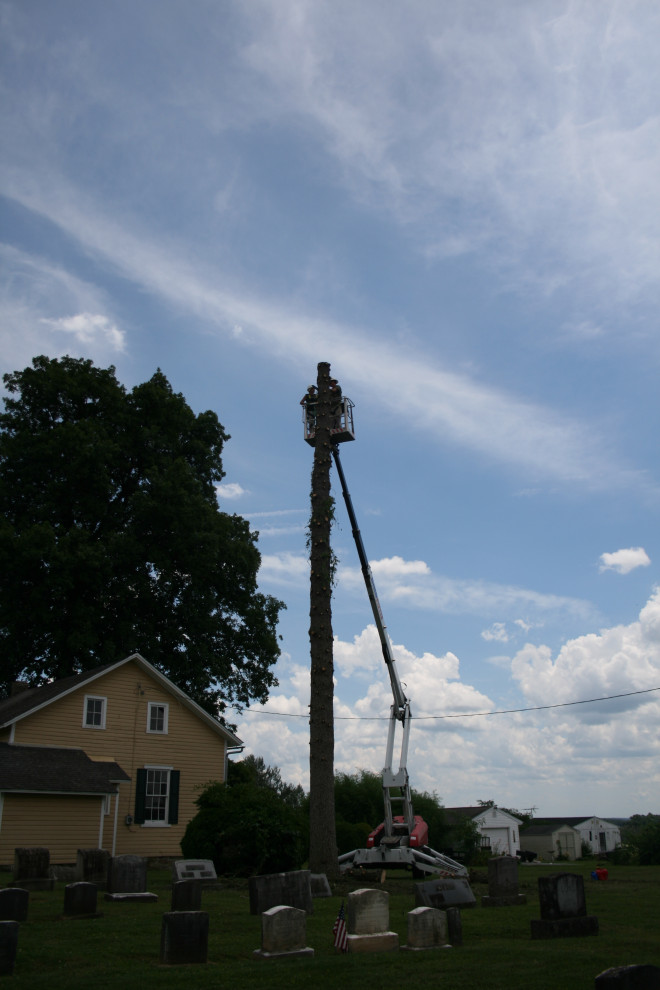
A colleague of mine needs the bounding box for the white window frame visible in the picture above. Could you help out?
[147,701,169,734]
[83,695,107,729]
[142,765,173,827]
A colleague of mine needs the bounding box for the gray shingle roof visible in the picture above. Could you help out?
[0,742,130,794]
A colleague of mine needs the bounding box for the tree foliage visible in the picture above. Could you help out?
[181,757,307,876]
[622,814,660,865]
[0,356,284,716]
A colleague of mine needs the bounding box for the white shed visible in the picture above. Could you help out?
[444,806,522,857]
[532,817,621,856]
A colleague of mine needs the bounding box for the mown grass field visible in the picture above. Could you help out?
[6,861,660,989]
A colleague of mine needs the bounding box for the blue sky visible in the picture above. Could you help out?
[2,0,659,819]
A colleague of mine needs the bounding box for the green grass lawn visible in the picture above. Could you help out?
[6,862,660,989]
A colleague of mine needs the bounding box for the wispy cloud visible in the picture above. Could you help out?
[0,174,646,494]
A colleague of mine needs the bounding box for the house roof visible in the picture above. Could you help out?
[443,806,523,825]
[521,823,578,837]
[0,742,130,795]
[0,653,242,747]
[531,817,619,829]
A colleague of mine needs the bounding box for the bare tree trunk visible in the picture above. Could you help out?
[307,361,338,876]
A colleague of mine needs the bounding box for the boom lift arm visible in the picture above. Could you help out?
[331,444,416,844]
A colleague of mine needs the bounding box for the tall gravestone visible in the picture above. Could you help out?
[63,882,99,918]
[75,849,109,887]
[105,855,157,902]
[346,888,398,954]
[160,912,209,965]
[402,906,450,951]
[248,870,313,916]
[13,847,53,891]
[0,889,29,923]
[531,873,598,939]
[253,905,314,960]
[171,880,202,912]
[482,856,527,907]
[0,922,19,976]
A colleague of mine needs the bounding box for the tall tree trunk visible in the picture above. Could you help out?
[307,361,338,876]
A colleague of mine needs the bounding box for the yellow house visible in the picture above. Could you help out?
[0,653,242,865]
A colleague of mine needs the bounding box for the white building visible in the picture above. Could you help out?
[444,805,522,857]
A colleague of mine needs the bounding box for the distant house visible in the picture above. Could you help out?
[443,806,522,857]
[529,817,621,856]
[519,822,582,861]
[0,653,242,865]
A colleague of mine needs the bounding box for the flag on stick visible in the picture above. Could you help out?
[333,900,348,952]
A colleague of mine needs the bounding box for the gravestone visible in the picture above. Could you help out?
[105,855,157,902]
[482,856,527,907]
[446,906,463,946]
[310,873,332,898]
[75,849,109,887]
[402,906,450,951]
[13,847,53,891]
[0,921,19,976]
[63,882,99,918]
[346,888,398,953]
[171,880,202,912]
[595,965,660,989]
[172,859,219,887]
[248,869,313,916]
[0,889,29,923]
[415,876,476,910]
[253,905,314,960]
[531,873,598,939]
[160,911,209,965]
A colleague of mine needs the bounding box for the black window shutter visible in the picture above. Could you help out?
[168,770,180,825]
[134,768,147,824]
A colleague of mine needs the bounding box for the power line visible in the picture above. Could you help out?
[232,685,660,721]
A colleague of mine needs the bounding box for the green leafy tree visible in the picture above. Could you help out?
[333,769,448,853]
[623,814,660,865]
[181,759,307,875]
[0,355,284,717]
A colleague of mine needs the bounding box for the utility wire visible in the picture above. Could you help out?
[231,685,660,721]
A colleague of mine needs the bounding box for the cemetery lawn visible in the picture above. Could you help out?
[7,862,660,989]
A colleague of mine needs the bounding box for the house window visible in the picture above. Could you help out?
[134,767,180,826]
[147,702,169,734]
[480,836,491,848]
[83,695,106,729]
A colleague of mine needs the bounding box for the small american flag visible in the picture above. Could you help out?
[333,900,348,952]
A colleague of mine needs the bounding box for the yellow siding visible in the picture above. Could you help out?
[0,793,104,864]
[7,659,228,859]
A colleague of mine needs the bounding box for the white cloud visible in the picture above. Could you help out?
[339,556,596,622]
[215,482,248,500]
[511,588,660,708]
[481,622,509,643]
[599,546,651,575]
[41,312,125,351]
[258,551,309,587]
[370,556,431,578]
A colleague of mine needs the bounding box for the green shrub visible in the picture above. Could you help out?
[181,766,307,876]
